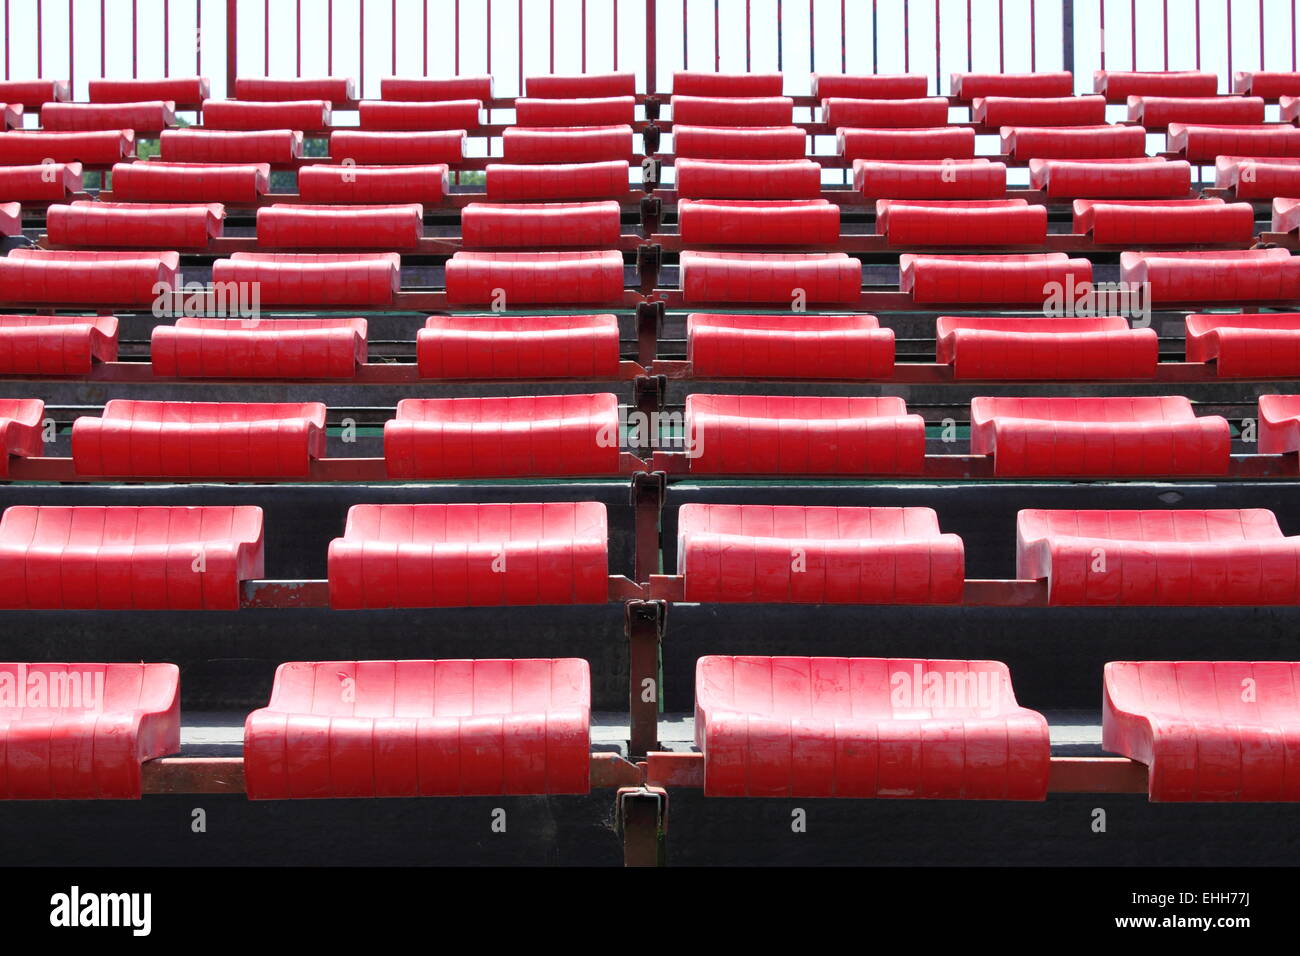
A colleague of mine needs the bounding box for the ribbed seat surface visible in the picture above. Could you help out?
[201,99,331,130]
[501,125,632,163]
[0,129,134,164]
[673,125,806,159]
[951,71,1074,98]
[0,78,70,108]
[1127,95,1265,126]
[813,73,928,98]
[109,160,270,202]
[822,97,949,127]
[1234,71,1300,97]
[1002,124,1147,159]
[514,96,636,127]
[211,252,401,306]
[674,158,821,198]
[854,159,1007,199]
[0,399,43,477]
[42,100,175,132]
[1094,69,1219,102]
[0,161,83,200]
[484,160,630,200]
[255,203,423,249]
[1120,249,1300,303]
[46,200,224,249]
[381,76,493,100]
[233,76,356,102]
[838,126,975,160]
[88,76,208,103]
[444,250,625,305]
[1168,123,1300,160]
[901,253,1091,305]
[0,316,118,375]
[1214,155,1300,198]
[936,316,1158,380]
[678,198,840,245]
[159,128,302,163]
[972,94,1106,126]
[877,199,1046,246]
[1185,313,1300,378]
[1028,157,1192,199]
[672,95,793,126]
[673,71,783,97]
[680,251,862,303]
[1256,394,1300,454]
[1072,198,1254,244]
[417,314,620,380]
[358,99,483,130]
[460,201,621,248]
[297,163,448,203]
[526,72,636,98]
[0,249,178,305]
[329,129,465,164]
[687,313,895,379]
[150,317,367,380]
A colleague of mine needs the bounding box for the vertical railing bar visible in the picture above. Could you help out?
[455,0,460,74]
[808,0,813,74]
[684,0,689,70]
[549,0,554,73]
[37,0,43,79]
[777,0,783,72]
[196,0,201,78]
[965,0,971,70]
[360,0,366,97]
[296,0,302,77]
[328,0,334,75]
[68,0,75,92]
[646,0,656,94]
[716,0,721,72]
[225,0,237,99]
[582,0,588,73]
[1100,0,1106,70]
[936,0,941,95]
[263,0,268,75]
[998,0,1004,72]
[101,0,106,78]
[517,0,523,94]
[164,0,170,76]
[904,0,909,72]
[613,0,618,70]
[1259,0,1265,68]
[1129,0,1135,69]
[1293,0,1297,72]
[1228,0,1234,94]
[872,0,878,73]
[131,0,138,77]
[392,0,397,77]
[1194,0,1200,69]
[423,0,429,76]
[841,0,846,75]
[1030,0,1036,72]
[745,0,752,71]
[1163,0,1169,70]
[3,0,9,82]
[486,0,492,77]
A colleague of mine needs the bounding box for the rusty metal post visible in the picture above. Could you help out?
[617,786,667,866]
[225,0,238,98]
[630,468,665,583]
[625,599,665,757]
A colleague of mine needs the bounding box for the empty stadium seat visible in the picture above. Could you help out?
[838,127,976,160]
[876,199,1046,246]
[936,316,1158,380]
[1167,123,1300,160]
[971,396,1231,477]
[1104,660,1300,801]
[812,73,928,99]
[0,505,264,609]
[695,655,1049,798]
[0,161,83,200]
[444,251,625,305]
[674,158,821,198]
[677,505,964,604]
[109,160,270,202]
[88,76,209,104]
[901,253,1091,305]
[672,95,793,126]
[687,313,895,379]
[256,203,423,249]
[1018,509,1300,605]
[854,159,1007,199]
[515,96,636,127]
[0,201,18,236]
[678,198,840,245]
[1120,249,1300,303]
[46,201,224,249]
[1283,95,1300,123]
[1273,197,1300,234]
[822,97,949,128]
[1072,198,1254,245]
[1185,313,1300,378]
[1214,155,1300,199]
[71,401,327,478]
[1127,95,1265,126]
[244,658,592,797]
[526,72,636,98]
[0,249,178,306]
[0,663,180,800]
[673,71,783,97]
[0,78,70,108]
[41,101,176,133]
[1001,125,1147,159]
[160,128,302,163]
[0,102,22,129]
[201,99,331,130]
[972,94,1107,126]
[673,125,806,159]
[1028,157,1192,199]
[234,76,356,102]
[686,395,925,475]
[0,316,118,376]
[501,125,633,163]
[327,503,608,608]
[381,75,494,100]
[151,317,367,379]
[329,130,465,164]
[384,394,622,478]
[484,160,630,200]
[297,163,448,203]
[1256,394,1300,454]
[417,314,620,379]
[679,251,861,304]
[1094,69,1219,101]
[0,399,42,477]
[212,252,400,306]
[0,129,134,164]
[1234,71,1300,97]
[460,201,621,248]
[358,99,483,131]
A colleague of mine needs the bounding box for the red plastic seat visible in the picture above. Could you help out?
[160,128,303,163]
[384,394,621,479]
[71,401,326,478]
[358,99,483,130]
[671,94,794,126]
[211,252,400,306]
[417,314,620,380]
[1028,157,1192,199]
[1001,125,1147,159]
[0,505,263,609]
[1104,660,1300,802]
[484,160,630,200]
[1235,71,1300,97]
[0,129,134,164]
[501,125,632,163]
[297,163,448,203]
[877,199,1046,246]
[937,316,1157,380]
[514,96,636,127]
[687,394,924,475]
[901,253,1092,305]
[971,396,1231,477]
[1167,123,1300,160]
[813,74,928,99]
[1259,394,1300,454]
[0,161,83,200]
[1120,249,1300,303]
[381,76,494,100]
[109,161,269,202]
[854,159,1007,199]
[951,71,1074,99]
[1273,196,1300,234]
[0,201,18,236]
[1214,155,1300,199]
[680,251,861,304]
[46,200,224,249]
[444,250,625,305]
[972,95,1106,126]
[696,655,1049,799]
[1127,95,1265,127]
[673,71,783,97]
[0,249,178,306]
[673,125,806,159]
[838,126,975,160]
[1094,70,1219,102]
[0,663,180,800]
[460,201,621,248]
[0,78,70,108]
[0,316,118,376]
[244,658,591,798]
[674,158,821,199]
[822,97,948,128]
[1282,95,1300,123]
[88,76,209,104]
[1185,313,1300,378]
[0,399,42,477]
[329,129,465,164]
[526,72,636,98]
[233,76,356,102]
[678,506,964,604]
[1073,198,1254,244]
[1018,509,1300,605]
[678,198,839,246]
[687,313,894,380]
[255,203,423,249]
[201,99,331,130]
[328,504,608,609]
[150,317,367,379]
[42,101,176,133]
